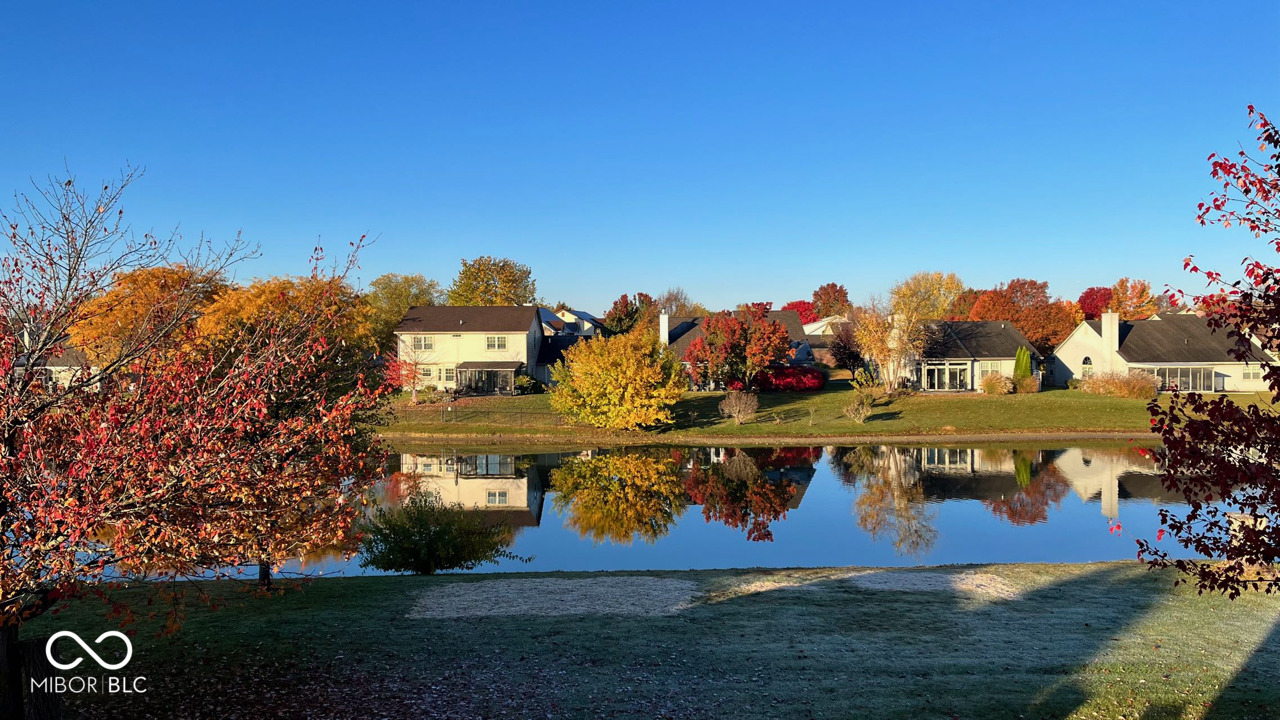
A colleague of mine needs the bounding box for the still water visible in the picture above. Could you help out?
[295,444,1188,575]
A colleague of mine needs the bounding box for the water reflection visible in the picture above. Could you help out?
[294,443,1186,574]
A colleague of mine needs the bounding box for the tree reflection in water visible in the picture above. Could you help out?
[833,446,939,557]
[550,452,687,545]
[683,449,800,542]
[982,452,1072,526]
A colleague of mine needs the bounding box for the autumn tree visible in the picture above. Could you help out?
[0,169,386,717]
[683,451,796,542]
[601,292,658,335]
[1138,106,1280,596]
[364,272,443,350]
[812,282,852,318]
[829,320,862,371]
[892,271,965,323]
[946,288,984,320]
[655,287,709,317]
[1077,286,1114,320]
[445,255,536,306]
[849,273,962,387]
[833,446,937,556]
[67,265,227,364]
[682,304,793,389]
[550,452,686,545]
[968,278,1083,353]
[1108,277,1159,320]
[549,331,687,430]
[780,299,818,324]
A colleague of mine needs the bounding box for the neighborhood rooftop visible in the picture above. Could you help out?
[665,310,807,356]
[395,305,538,334]
[1080,314,1247,363]
[925,320,1041,360]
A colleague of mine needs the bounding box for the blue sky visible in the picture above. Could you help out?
[1,2,1276,314]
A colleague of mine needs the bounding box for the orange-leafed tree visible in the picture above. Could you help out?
[1108,277,1160,320]
[969,278,1083,353]
[683,303,793,389]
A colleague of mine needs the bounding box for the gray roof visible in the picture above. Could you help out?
[923,321,1041,360]
[395,306,538,334]
[536,335,580,366]
[1083,314,1247,363]
[667,310,807,356]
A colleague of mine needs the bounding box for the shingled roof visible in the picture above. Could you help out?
[1083,314,1247,363]
[395,306,538,334]
[666,310,807,356]
[923,321,1041,360]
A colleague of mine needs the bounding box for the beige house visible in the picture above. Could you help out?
[394,306,543,394]
[399,452,544,528]
[1050,312,1271,392]
[908,320,1041,392]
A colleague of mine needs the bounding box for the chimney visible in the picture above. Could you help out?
[659,313,670,346]
[1101,312,1120,372]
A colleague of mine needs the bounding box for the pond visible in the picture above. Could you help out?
[291,444,1190,575]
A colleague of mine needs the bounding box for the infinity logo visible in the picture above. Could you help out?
[45,631,132,671]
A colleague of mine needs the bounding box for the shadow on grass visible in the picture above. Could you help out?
[1204,613,1280,719]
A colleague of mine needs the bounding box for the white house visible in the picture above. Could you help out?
[1050,312,1271,392]
[907,320,1041,392]
[398,452,544,528]
[394,306,543,394]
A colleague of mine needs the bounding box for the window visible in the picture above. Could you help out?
[1244,367,1263,381]
[486,336,507,351]
[978,360,1002,378]
[422,367,433,379]
[1149,366,1213,392]
[411,335,434,351]
[444,367,455,382]
[486,490,509,506]
[1081,357,1094,378]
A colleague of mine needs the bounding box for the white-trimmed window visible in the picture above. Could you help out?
[444,367,455,382]
[1081,357,1094,378]
[412,335,434,351]
[486,336,507,351]
[978,360,1002,378]
[487,490,508,506]
[1244,367,1262,381]
[421,367,433,379]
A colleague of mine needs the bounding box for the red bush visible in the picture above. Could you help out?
[754,366,826,392]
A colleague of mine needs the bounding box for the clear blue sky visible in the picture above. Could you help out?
[1,2,1276,315]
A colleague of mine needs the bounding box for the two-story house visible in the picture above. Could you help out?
[394,306,543,394]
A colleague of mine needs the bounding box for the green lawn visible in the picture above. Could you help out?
[378,385,1264,442]
[29,563,1280,719]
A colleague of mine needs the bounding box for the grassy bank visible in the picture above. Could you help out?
[29,563,1280,719]
[378,385,1231,444]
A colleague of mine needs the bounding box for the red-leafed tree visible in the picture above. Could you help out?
[1139,106,1280,597]
[1077,286,1114,320]
[683,451,796,542]
[968,278,1083,353]
[683,304,793,389]
[602,292,658,335]
[946,288,984,320]
[0,170,387,716]
[811,282,851,319]
[780,299,818,324]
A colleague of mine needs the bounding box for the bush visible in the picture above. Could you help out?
[980,373,1013,395]
[1014,375,1040,394]
[1014,346,1033,382]
[1078,371,1159,400]
[549,332,688,429]
[515,375,544,395]
[359,491,528,575]
[844,390,875,423]
[752,365,827,392]
[1066,378,1081,390]
[718,390,759,425]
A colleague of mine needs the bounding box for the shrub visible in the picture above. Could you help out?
[851,367,877,390]
[844,390,875,423]
[718,390,759,425]
[515,375,544,395]
[1078,371,1159,400]
[550,332,688,429]
[1066,378,1081,390]
[1015,375,1040,394]
[753,365,827,392]
[358,491,528,574]
[1014,346,1033,381]
[980,373,1013,395]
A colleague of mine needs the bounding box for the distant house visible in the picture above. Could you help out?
[538,307,604,337]
[398,452,544,528]
[658,310,814,387]
[908,320,1041,392]
[1050,311,1271,392]
[801,315,850,366]
[15,345,93,390]
[394,306,543,394]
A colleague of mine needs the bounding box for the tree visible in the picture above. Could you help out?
[550,452,686,545]
[969,278,1083,353]
[683,451,796,542]
[358,490,523,574]
[1108,277,1159,320]
[718,390,759,425]
[834,446,937,556]
[849,273,962,387]
[601,292,658,335]
[1138,106,1280,596]
[364,273,443,350]
[682,304,792,389]
[829,321,863,371]
[0,169,385,716]
[1077,286,1114,320]
[655,287,708,317]
[892,271,965,323]
[549,331,687,430]
[67,265,227,365]
[445,256,536,306]
[812,282,851,318]
[946,288,984,320]
[780,299,818,324]
[1014,346,1032,381]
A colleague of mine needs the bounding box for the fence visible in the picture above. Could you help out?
[437,406,567,427]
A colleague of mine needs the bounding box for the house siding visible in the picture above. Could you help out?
[396,328,536,391]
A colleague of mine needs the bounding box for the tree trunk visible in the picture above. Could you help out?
[22,636,61,720]
[1,623,25,720]
[258,560,272,589]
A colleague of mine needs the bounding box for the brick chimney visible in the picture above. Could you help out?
[1101,312,1120,372]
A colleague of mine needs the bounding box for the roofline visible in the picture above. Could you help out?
[1052,320,1101,356]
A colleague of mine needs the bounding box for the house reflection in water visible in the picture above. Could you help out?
[397,452,548,530]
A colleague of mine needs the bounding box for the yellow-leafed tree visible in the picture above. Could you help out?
[550,452,686,545]
[549,331,687,430]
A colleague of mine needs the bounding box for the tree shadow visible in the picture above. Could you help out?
[866,411,902,422]
[1203,613,1280,719]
